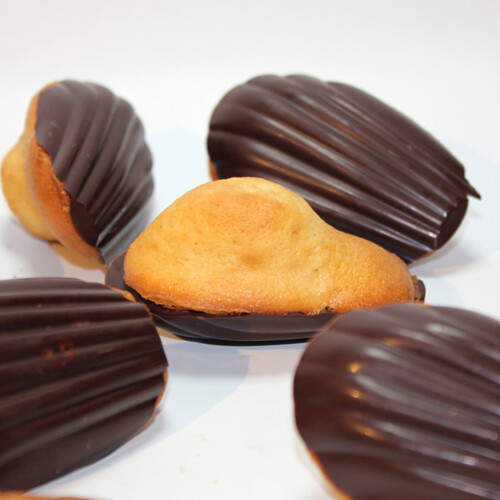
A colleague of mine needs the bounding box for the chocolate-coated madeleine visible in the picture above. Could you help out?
[1,81,153,264]
[294,304,500,500]
[106,177,423,343]
[0,278,167,491]
[208,75,480,263]
[106,252,336,343]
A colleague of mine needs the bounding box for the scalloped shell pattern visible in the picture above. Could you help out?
[0,278,167,491]
[208,75,479,263]
[35,81,154,263]
[294,304,500,500]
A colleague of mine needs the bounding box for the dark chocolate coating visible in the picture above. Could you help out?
[105,252,335,343]
[208,75,479,263]
[35,81,154,263]
[294,304,500,500]
[0,278,167,491]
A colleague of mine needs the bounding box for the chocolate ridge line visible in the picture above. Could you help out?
[0,353,164,428]
[251,75,477,197]
[294,304,500,500]
[0,377,163,467]
[35,81,154,263]
[210,128,440,240]
[218,86,457,214]
[0,318,158,364]
[0,277,167,491]
[214,77,470,210]
[208,75,479,262]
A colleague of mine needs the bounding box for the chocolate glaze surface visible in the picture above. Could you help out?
[294,304,500,500]
[105,252,335,343]
[208,75,479,263]
[0,278,167,491]
[35,81,154,263]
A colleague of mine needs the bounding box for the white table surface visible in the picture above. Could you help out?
[0,1,499,499]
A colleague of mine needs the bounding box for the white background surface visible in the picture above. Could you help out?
[0,1,499,499]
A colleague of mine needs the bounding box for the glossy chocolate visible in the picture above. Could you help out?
[36,81,154,263]
[208,75,479,263]
[0,278,167,491]
[106,252,335,343]
[294,304,500,500]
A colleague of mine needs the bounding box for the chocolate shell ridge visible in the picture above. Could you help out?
[0,278,167,491]
[36,81,154,263]
[208,75,479,262]
[294,304,500,500]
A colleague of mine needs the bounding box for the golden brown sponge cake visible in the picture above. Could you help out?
[1,80,153,264]
[124,177,421,316]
